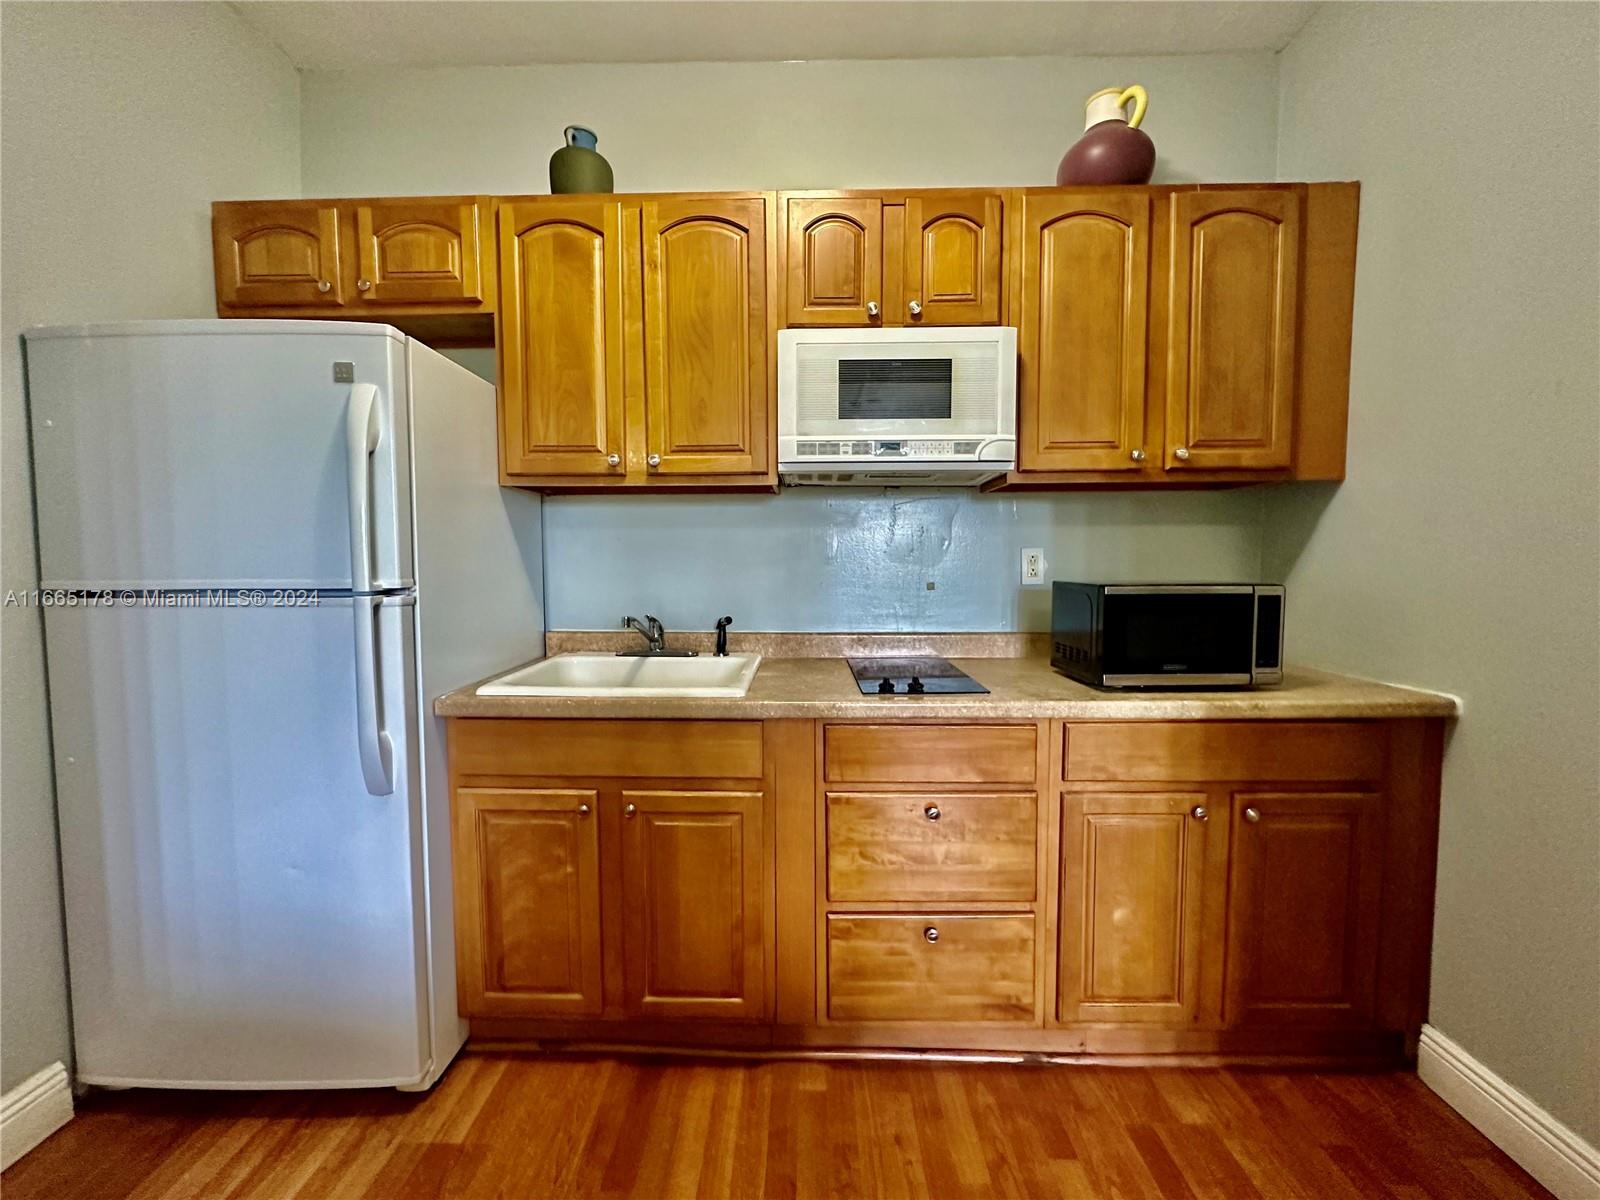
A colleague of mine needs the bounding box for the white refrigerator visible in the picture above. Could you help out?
[25,320,544,1090]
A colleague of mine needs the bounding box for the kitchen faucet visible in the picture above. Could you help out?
[618,614,697,657]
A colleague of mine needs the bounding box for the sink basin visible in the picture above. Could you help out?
[477,653,762,698]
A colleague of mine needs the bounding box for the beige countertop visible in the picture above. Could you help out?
[435,653,1460,721]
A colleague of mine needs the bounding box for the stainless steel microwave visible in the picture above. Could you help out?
[1051,582,1285,689]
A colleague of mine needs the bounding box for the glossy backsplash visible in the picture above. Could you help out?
[542,489,1266,633]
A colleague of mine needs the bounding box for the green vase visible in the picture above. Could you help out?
[549,125,614,194]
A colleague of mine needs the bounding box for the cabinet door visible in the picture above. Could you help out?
[497,200,625,478]
[1224,791,1382,1029]
[355,200,484,306]
[642,197,770,476]
[903,192,1003,325]
[1018,192,1151,472]
[1166,190,1301,470]
[1058,791,1218,1025]
[620,790,766,1019]
[784,197,883,325]
[213,203,343,308]
[453,788,603,1018]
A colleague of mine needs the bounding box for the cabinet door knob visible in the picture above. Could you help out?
[1191,804,1208,821]
[356,278,371,292]
[1244,806,1261,823]
[924,804,942,822]
[1174,446,1191,461]
[624,803,637,817]
[1131,449,1146,462]
[908,300,922,316]
[646,453,661,468]
[577,803,590,816]
[866,301,880,318]
[316,280,332,293]
[923,926,940,944]
[606,453,620,467]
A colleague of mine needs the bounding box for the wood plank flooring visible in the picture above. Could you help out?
[2,1052,1551,1199]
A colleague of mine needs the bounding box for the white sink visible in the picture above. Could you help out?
[477,653,762,698]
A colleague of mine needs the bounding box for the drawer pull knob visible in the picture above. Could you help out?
[577,803,590,816]
[1191,805,1208,821]
[923,926,940,944]
[924,804,942,822]
[624,803,637,817]
[1244,806,1261,823]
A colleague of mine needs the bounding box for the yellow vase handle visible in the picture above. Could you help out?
[1118,85,1148,130]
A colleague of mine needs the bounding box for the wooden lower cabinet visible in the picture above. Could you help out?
[450,716,1441,1063]
[450,721,770,1022]
[620,789,766,1019]
[453,787,603,1018]
[1223,790,1383,1029]
[1057,790,1221,1026]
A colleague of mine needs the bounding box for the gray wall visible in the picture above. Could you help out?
[0,1,300,1091]
[1268,1,1600,1143]
[303,52,1283,629]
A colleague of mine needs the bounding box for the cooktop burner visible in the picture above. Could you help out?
[846,656,990,696]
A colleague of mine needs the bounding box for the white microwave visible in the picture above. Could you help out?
[778,327,1017,486]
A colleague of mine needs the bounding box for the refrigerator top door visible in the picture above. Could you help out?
[26,320,413,591]
[46,592,430,1088]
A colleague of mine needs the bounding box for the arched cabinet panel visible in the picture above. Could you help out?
[356,201,484,305]
[1166,190,1301,470]
[496,200,625,478]
[1017,191,1150,471]
[642,198,770,475]
[904,192,1003,325]
[783,197,882,325]
[213,204,343,308]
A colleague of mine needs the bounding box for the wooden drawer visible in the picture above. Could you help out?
[449,719,763,780]
[1063,722,1386,783]
[823,724,1036,784]
[826,914,1036,1022]
[825,791,1037,902]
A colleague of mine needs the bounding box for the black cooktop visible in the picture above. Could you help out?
[846,656,990,696]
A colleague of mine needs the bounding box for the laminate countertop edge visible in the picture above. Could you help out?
[434,657,1461,721]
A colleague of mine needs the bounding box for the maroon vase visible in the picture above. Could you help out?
[1056,86,1155,186]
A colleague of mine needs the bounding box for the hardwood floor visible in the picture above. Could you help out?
[3,1052,1550,1199]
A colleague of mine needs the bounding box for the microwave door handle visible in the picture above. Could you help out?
[345,383,381,595]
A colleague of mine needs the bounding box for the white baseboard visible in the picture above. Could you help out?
[1418,1024,1600,1200]
[0,1061,73,1171]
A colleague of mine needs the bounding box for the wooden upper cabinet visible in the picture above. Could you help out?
[641,197,770,476]
[784,196,883,325]
[1166,189,1301,470]
[903,192,1003,325]
[213,203,343,309]
[1224,791,1382,1029]
[620,789,767,1020]
[1017,192,1151,472]
[497,199,625,479]
[453,788,603,1019]
[355,199,484,306]
[1058,791,1218,1025]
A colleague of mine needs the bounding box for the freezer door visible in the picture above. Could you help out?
[45,594,431,1088]
[26,322,413,590]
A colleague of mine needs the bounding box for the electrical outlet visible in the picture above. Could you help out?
[1021,548,1047,586]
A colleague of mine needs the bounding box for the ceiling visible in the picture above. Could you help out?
[230,1,1320,70]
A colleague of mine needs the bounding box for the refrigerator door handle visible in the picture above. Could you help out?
[346,383,382,594]
[352,595,395,796]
